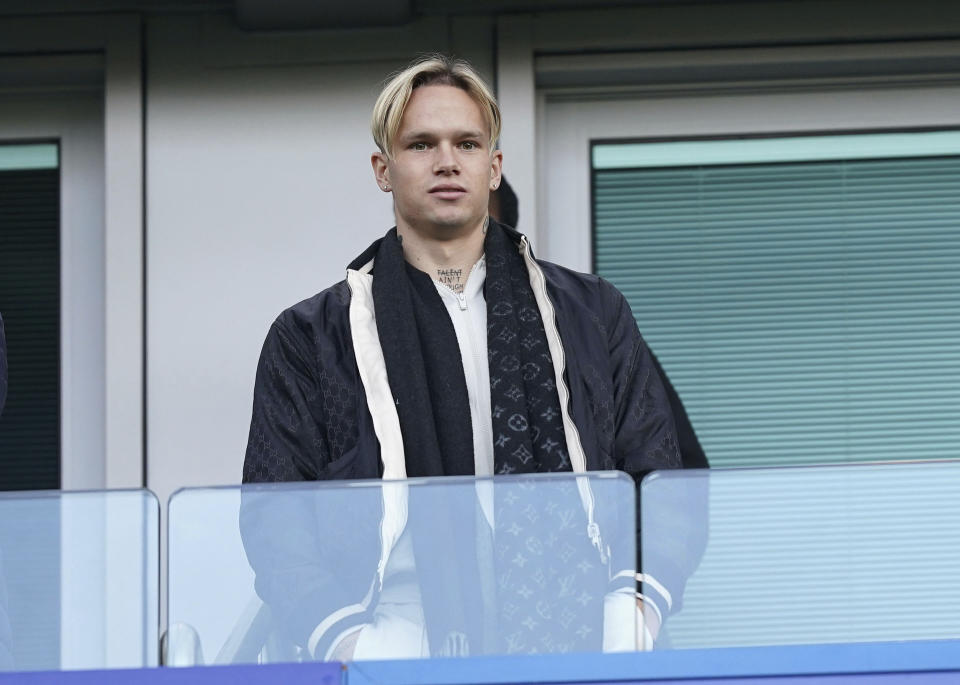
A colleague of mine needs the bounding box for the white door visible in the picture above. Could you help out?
[0,76,106,489]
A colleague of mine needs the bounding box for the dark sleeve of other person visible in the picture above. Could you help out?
[0,313,7,416]
[648,350,707,469]
[0,313,12,670]
[643,347,710,628]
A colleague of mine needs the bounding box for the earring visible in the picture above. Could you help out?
[382,184,391,191]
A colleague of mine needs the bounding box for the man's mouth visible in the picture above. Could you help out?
[429,184,467,200]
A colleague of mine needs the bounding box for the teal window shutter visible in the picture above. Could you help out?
[0,143,60,491]
[593,131,960,468]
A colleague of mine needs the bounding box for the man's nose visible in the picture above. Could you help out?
[434,143,460,173]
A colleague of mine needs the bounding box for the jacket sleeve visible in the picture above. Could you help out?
[240,320,378,655]
[602,280,706,621]
[605,287,681,478]
[243,320,325,483]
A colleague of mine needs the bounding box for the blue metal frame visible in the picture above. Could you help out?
[2,640,959,684]
[0,662,342,684]
[347,640,960,685]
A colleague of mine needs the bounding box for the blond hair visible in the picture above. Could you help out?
[371,54,501,158]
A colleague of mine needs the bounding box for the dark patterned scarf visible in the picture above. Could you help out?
[372,221,600,656]
[371,220,569,478]
[484,223,571,475]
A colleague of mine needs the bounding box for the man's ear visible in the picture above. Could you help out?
[371,151,392,192]
[489,149,503,190]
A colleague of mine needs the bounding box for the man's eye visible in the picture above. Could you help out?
[460,141,479,150]
[411,142,428,151]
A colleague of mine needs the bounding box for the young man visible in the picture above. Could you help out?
[243,55,694,659]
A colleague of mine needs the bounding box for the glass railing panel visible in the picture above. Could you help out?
[640,461,960,649]
[0,489,159,672]
[167,472,637,665]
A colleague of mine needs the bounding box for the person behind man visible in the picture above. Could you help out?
[243,55,698,659]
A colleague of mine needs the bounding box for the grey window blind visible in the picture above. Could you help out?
[593,132,960,468]
[642,464,960,649]
[0,144,60,491]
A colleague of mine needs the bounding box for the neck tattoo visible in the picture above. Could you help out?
[437,267,465,295]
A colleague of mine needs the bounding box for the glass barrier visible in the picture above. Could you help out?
[167,472,637,665]
[640,461,960,649]
[0,489,159,672]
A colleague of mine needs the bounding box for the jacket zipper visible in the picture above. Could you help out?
[451,288,484,433]
[450,266,489,462]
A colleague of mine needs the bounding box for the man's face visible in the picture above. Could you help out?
[373,85,502,239]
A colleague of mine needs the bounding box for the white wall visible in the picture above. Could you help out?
[0,90,106,490]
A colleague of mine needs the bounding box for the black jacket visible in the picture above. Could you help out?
[242,228,704,653]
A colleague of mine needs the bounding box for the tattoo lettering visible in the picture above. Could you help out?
[437,268,465,294]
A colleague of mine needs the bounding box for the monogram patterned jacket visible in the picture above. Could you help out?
[242,228,702,657]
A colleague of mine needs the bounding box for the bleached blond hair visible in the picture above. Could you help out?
[371,54,502,159]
